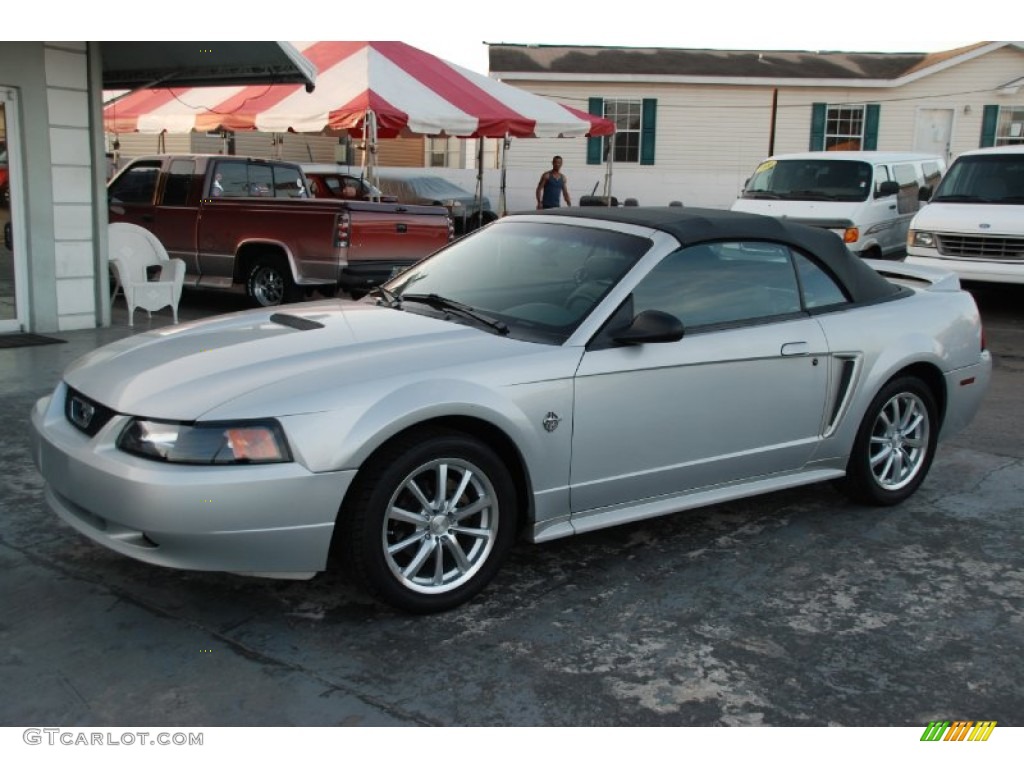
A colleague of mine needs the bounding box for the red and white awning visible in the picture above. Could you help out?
[104,41,614,139]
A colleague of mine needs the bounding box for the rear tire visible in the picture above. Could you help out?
[338,429,517,613]
[246,257,299,307]
[838,376,938,506]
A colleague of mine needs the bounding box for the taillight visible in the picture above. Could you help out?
[336,212,351,248]
[447,216,455,241]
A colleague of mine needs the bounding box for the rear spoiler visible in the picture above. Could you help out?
[863,258,962,292]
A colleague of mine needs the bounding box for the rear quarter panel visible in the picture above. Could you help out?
[811,287,986,461]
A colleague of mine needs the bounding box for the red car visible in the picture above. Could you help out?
[0,147,9,207]
[301,164,398,203]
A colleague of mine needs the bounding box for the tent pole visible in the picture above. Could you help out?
[366,109,378,194]
[498,133,510,217]
[603,133,615,204]
[474,137,485,230]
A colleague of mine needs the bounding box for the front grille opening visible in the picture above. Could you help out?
[937,234,1024,261]
[64,387,116,437]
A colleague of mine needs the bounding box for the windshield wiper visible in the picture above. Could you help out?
[744,192,781,199]
[369,284,401,308]
[787,189,832,200]
[401,293,510,335]
[932,194,983,202]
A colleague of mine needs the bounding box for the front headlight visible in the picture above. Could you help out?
[117,419,292,464]
[909,230,936,248]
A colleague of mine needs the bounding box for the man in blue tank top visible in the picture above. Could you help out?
[536,155,572,209]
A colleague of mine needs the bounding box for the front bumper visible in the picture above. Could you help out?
[30,385,355,577]
[906,252,1024,285]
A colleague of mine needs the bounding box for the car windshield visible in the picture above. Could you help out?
[742,159,872,202]
[932,153,1024,204]
[382,220,650,344]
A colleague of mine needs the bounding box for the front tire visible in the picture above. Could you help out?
[339,430,517,613]
[839,376,938,506]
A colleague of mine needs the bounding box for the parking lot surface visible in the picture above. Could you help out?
[1,285,1021,726]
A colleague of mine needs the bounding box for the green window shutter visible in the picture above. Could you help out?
[587,97,604,165]
[809,103,826,151]
[640,98,657,166]
[980,105,999,147]
[864,104,880,150]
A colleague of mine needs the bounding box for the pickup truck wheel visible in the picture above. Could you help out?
[246,259,298,307]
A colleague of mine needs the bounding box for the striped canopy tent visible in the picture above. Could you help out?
[104,41,617,210]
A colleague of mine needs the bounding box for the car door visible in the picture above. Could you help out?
[570,241,830,513]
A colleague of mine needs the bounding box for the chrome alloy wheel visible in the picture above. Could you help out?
[250,265,284,306]
[868,391,930,491]
[382,458,499,595]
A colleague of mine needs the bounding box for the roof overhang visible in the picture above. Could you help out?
[100,41,316,90]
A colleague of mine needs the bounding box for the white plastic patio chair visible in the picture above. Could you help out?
[108,222,186,326]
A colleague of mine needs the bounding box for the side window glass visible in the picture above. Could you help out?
[922,161,943,191]
[873,164,890,196]
[108,162,160,204]
[793,251,849,310]
[893,163,920,214]
[162,159,194,206]
[214,162,248,198]
[248,164,273,197]
[632,241,801,329]
[273,165,306,197]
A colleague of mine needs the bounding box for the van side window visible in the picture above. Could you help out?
[873,164,891,196]
[922,162,943,192]
[893,163,921,215]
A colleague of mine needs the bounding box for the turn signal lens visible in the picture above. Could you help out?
[843,227,859,244]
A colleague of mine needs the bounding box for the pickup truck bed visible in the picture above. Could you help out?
[108,155,452,305]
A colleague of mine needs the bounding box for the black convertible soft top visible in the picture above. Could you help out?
[522,206,903,304]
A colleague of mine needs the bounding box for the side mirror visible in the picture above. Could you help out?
[877,180,900,198]
[918,186,932,202]
[612,310,684,345]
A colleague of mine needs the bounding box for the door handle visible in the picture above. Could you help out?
[781,342,809,356]
[396,223,408,233]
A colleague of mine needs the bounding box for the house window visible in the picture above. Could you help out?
[427,137,461,168]
[604,99,642,163]
[825,105,865,151]
[588,98,656,166]
[995,106,1024,145]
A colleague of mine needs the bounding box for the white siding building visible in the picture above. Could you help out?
[487,42,1024,211]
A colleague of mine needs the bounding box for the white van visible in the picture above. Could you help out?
[906,146,1024,284]
[732,151,945,258]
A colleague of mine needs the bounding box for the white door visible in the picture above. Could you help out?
[0,88,27,333]
[914,109,955,161]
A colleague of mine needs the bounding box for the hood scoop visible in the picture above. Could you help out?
[269,313,325,331]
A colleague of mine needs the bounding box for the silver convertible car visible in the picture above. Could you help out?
[31,208,991,612]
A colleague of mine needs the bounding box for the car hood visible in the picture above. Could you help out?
[911,202,1024,233]
[64,301,565,420]
[731,198,862,223]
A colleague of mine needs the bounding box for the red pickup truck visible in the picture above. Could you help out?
[107,155,452,305]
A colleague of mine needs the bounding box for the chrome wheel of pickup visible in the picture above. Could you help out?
[246,258,297,307]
